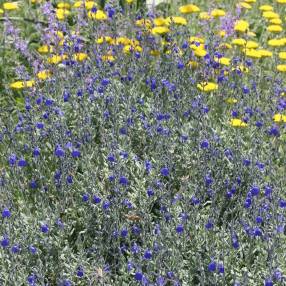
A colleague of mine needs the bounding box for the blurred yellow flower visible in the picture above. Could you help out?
[136,19,152,28]
[165,16,187,25]
[56,8,70,20]
[179,4,200,14]
[0,8,3,13]
[151,26,170,35]
[88,10,107,20]
[238,2,252,9]
[219,43,232,49]
[10,80,35,89]
[37,70,51,80]
[57,2,71,9]
[232,38,246,46]
[126,0,134,3]
[277,64,286,72]
[263,11,280,19]
[73,53,88,61]
[279,52,286,59]
[48,54,68,64]
[277,0,286,3]
[244,49,262,58]
[102,54,115,62]
[73,1,97,9]
[214,57,230,66]
[187,61,198,69]
[273,113,286,123]
[154,17,166,26]
[3,2,18,10]
[244,0,255,2]
[38,45,54,54]
[259,5,273,11]
[199,12,211,20]
[267,25,283,32]
[225,98,238,104]
[197,82,218,92]
[194,47,207,57]
[268,39,285,47]
[234,20,249,32]
[211,9,226,17]
[150,50,160,56]
[230,118,247,127]
[258,49,273,57]
[270,18,282,25]
[123,45,142,54]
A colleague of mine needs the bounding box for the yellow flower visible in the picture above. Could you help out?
[238,2,252,9]
[116,37,131,45]
[0,8,3,14]
[56,8,70,20]
[150,50,160,56]
[273,113,286,123]
[244,0,255,2]
[194,47,207,57]
[225,98,238,104]
[246,41,259,49]
[88,10,107,20]
[73,1,97,9]
[211,9,226,17]
[189,36,205,44]
[270,18,282,25]
[48,54,68,64]
[232,38,246,46]
[234,20,249,32]
[57,2,71,9]
[279,52,286,59]
[214,57,230,66]
[37,70,51,80]
[3,2,18,10]
[277,64,286,72]
[10,80,35,89]
[151,26,170,35]
[199,12,211,20]
[38,45,53,54]
[230,118,247,127]
[154,17,166,26]
[259,5,273,11]
[187,61,198,69]
[73,53,88,61]
[244,49,262,58]
[268,39,285,47]
[126,0,133,3]
[232,65,249,73]
[102,54,115,62]
[136,18,152,29]
[123,45,142,54]
[165,16,187,26]
[179,4,200,14]
[263,11,280,19]
[219,43,232,49]
[97,36,114,45]
[277,0,286,3]
[258,49,273,57]
[267,25,283,33]
[197,82,218,92]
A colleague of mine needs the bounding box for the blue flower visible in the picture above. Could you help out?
[18,158,27,167]
[208,261,217,272]
[1,237,9,248]
[2,208,11,218]
[119,176,129,186]
[93,196,101,204]
[71,149,81,158]
[135,272,143,281]
[40,224,49,234]
[160,167,169,177]
[11,244,20,254]
[176,224,184,234]
[55,146,65,157]
[200,140,209,149]
[143,249,152,259]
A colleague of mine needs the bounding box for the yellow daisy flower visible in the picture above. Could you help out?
[151,26,170,35]
[230,118,247,127]
[10,80,35,89]
[273,113,286,123]
[3,2,18,10]
[211,9,226,18]
[197,82,218,92]
[179,4,200,14]
[277,64,286,72]
[279,52,286,59]
[259,5,273,11]
[37,70,51,80]
[73,53,88,62]
[267,25,283,33]
[234,20,249,32]
[88,10,107,20]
